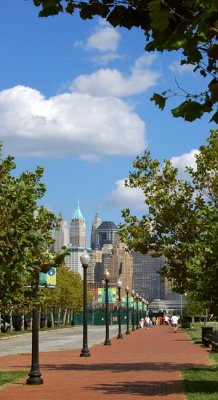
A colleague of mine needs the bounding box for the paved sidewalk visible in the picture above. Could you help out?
[0,325,210,400]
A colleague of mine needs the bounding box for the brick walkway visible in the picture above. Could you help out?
[0,325,210,400]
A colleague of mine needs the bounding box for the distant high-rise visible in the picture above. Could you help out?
[95,221,118,250]
[91,213,102,249]
[133,252,165,303]
[70,202,86,248]
[54,220,68,253]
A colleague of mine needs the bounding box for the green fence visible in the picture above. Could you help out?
[72,309,131,326]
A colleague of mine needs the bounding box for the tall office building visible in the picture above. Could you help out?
[65,246,91,278]
[54,220,68,253]
[133,252,165,302]
[94,221,118,250]
[70,202,86,248]
[91,213,102,249]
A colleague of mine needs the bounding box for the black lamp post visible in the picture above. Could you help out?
[117,278,123,339]
[125,286,130,335]
[145,300,149,316]
[80,251,91,357]
[142,298,145,316]
[131,289,135,331]
[139,296,142,320]
[136,293,139,330]
[103,268,111,346]
[26,282,43,385]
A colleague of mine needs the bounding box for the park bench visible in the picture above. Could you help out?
[181,318,191,329]
[203,330,218,352]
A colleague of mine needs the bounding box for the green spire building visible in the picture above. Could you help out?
[70,201,86,248]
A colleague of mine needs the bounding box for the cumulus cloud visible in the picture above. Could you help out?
[0,85,146,160]
[74,21,121,53]
[169,61,195,75]
[105,149,199,210]
[170,149,198,179]
[104,179,145,210]
[70,54,160,97]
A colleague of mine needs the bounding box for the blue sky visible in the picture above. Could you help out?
[0,3,215,246]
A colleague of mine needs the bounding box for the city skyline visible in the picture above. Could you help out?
[0,3,215,240]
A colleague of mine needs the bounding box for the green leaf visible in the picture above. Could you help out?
[151,93,167,110]
[172,100,213,121]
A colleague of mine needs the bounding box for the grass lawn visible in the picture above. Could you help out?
[0,370,27,387]
[181,323,218,400]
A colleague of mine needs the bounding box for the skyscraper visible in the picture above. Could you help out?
[91,213,102,249]
[54,220,68,253]
[70,202,86,248]
[94,221,118,250]
[133,252,165,302]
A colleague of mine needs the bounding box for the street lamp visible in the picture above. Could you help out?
[131,289,135,331]
[136,293,139,329]
[142,298,145,316]
[103,268,111,346]
[117,278,123,339]
[80,251,91,357]
[139,296,142,320]
[26,280,43,385]
[145,300,149,316]
[125,286,130,335]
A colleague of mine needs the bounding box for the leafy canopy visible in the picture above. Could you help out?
[119,130,218,309]
[32,0,218,122]
[0,146,67,307]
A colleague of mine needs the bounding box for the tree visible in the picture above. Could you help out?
[183,292,207,319]
[42,265,84,325]
[119,130,218,309]
[45,265,83,311]
[0,146,67,309]
[32,0,218,122]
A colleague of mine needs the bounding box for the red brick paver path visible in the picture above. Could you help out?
[0,325,209,399]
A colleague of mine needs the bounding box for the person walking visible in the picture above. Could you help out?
[145,316,151,329]
[171,313,180,333]
[139,317,145,329]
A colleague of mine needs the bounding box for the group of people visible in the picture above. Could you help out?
[139,312,180,332]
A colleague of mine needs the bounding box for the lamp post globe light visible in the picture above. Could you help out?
[103,268,111,346]
[131,290,135,331]
[136,293,139,330]
[117,278,123,339]
[80,250,91,357]
[26,280,43,385]
[125,286,130,335]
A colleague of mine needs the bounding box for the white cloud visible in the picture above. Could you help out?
[91,52,124,66]
[0,85,146,160]
[105,149,199,210]
[70,54,160,97]
[169,61,194,75]
[104,179,145,210]
[74,23,121,54]
[170,149,198,179]
[87,26,121,52]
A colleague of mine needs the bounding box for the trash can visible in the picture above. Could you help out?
[202,326,213,346]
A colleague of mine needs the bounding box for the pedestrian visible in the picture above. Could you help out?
[171,313,180,332]
[145,316,151,329]
[139,317,145,329]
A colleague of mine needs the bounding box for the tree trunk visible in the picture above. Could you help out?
[62,308,67,326]
[51,307,54,327]
[21,313,25,331]
[9,309,13,333]
[57,307,61,326]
